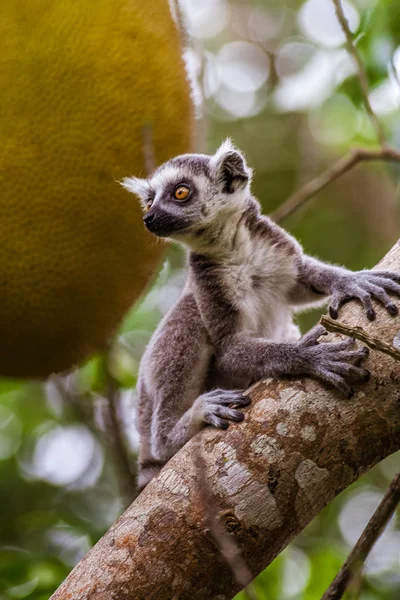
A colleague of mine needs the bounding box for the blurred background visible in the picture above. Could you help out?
[1,0,400,598]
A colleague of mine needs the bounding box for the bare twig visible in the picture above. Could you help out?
[52,373,137,502]
[272,147,400,223]
[320,315,400,362]
[271,0,400,224]
[332,0,386,147]
[193,436,257,600]
[321,472,400,600]
[105,373,137,501]
[52,375,94,426]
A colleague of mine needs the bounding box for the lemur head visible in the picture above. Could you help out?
[121,139,254,243]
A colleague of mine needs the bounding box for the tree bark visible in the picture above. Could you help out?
[51,240,400,600]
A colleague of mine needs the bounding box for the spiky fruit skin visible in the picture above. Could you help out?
[0,0,192,377]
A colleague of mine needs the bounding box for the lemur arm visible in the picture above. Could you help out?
[143,294,249,464]
[216,329,368,397]
[152,402,202,461]
[155,388,249,460]
[190,253,369,398]
[293,255,400,320]
[144,294,211,462]
[256,215,400,319]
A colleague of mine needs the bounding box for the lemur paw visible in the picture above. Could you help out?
[298,328,369,398]
[194,389,251,430]
[329,270,400,321]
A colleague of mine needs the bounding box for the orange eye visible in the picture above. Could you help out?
[174,185,190,201]
[144,200,153,213]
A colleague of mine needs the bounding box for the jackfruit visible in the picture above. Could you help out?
[0,0,192,377]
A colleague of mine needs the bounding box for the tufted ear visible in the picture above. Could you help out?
[120,176,151,208]
[210,139,252,193]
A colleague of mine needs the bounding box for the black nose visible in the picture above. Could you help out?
[143,213,154,225]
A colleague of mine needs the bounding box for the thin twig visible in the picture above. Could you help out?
[52,375,94,426]
[53,374,137,501]
[193,436,257,600]
[272,0,400,224]
[332,0,386,147]
[105,373,137,501]
[272,147,400,223]
[321,472,400,600]
[320,315,400,362]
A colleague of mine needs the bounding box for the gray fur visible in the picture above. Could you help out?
[122,139,400,491]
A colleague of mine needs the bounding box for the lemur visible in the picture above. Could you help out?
[122,140,400,491]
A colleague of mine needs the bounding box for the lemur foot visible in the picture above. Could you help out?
[194,389,251,430]
[297,325,369,398]
[329,270,400,321]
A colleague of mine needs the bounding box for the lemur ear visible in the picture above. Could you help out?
[120,176,151,208]
[211,139,252,193]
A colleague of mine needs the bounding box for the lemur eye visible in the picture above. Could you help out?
[173,185,190,201]
[144,199,153,213]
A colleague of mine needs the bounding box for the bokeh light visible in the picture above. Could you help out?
[339,489,400,576]
[216,42,270,94]
[298,0,360,48]
[248,7,285,43]
[28,425,103,488]
[181,0,229,39]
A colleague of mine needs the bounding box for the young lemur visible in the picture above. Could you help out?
[122,140,400,491]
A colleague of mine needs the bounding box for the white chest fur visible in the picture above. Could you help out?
[224,231,298,341]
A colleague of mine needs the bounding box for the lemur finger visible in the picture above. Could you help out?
[312,367,354,398]
[212,405,245,422]
[329,362,370,382]
[323,337,355,352]
[230,396,251,408]
[205,390,250,406]
[367,284,398,315]
[203,412,229,429]
[370,278,400,296]
[356,291,375,321]
[300,325,328,346]
[329,294,352,319]
[204,389,239,401]
[368,271,400,283]
[335,347,369,365]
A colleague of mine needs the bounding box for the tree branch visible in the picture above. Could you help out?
[271,0,400,225]
[271,147,400,223]
[104,374,137,501]
[193,437,257,600]
[50,239,400,600]
[332,0,386,147]
[320,314,400,362]
[321,472,400,600]
[54,371,137,503]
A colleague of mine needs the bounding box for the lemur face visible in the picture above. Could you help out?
[121,139,253,241]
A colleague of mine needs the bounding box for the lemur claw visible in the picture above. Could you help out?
[328,270,400,320]
[198,389,250,430]
[297,334,369,397]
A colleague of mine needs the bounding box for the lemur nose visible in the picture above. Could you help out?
[143,213,154,225]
